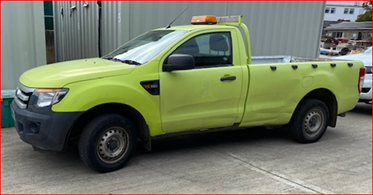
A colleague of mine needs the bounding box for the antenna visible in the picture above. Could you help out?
[166,7,189,29]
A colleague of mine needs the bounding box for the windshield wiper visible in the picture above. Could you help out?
[112,58,142,65]
[123,60,142,65]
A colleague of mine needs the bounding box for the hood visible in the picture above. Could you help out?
[332,52,372,67]
[20,58,137,88]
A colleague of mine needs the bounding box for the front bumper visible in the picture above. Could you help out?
[11,101,83,152]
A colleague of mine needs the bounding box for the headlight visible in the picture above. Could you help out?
[31,88,69,108]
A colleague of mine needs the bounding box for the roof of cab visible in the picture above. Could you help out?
[152,25,237,32]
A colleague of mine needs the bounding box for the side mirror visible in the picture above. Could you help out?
[163,54,195,72]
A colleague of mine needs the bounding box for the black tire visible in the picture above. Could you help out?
[78,114,137,173]
[289,99,329,143]
[339,47,350,56]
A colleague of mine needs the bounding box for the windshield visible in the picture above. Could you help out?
[103,30,187,65]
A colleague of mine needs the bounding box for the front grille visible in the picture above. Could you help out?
[362,88,371,93]
[15,84,35,109]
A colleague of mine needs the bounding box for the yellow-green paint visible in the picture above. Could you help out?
[20,58,136,88]
[239,60,362,127]
[18,21,363,138]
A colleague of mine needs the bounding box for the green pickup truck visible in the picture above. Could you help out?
[12,15,365,172]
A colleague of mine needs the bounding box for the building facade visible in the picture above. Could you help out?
[53,1,326,62]
[324,22,372,40]
[1,1,46,90]
[324,1,366,21]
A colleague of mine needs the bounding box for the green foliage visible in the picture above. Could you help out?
[356,1,372,22]
[356,12,372,21]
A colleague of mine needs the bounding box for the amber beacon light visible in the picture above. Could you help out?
[191,15,217,24]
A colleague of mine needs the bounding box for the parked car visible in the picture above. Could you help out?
[12,15,365,173]
[333,47,372,104]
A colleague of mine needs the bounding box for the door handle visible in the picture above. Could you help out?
[220,76,236,81]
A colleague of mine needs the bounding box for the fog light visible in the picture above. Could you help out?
[28,122,40,133]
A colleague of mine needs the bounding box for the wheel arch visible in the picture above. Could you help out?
[294,88,338,127]
[67,103,151,150]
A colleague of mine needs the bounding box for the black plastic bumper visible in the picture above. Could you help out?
[11,101,83,152]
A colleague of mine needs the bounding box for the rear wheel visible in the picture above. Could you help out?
[289,99,329,143]
[79,114,137,173]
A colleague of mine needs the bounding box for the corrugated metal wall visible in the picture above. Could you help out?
[1,1,46,90]
[54,1,326,62]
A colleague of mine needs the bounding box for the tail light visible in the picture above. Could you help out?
[358,67,366,93]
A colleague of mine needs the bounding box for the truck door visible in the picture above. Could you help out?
[159,31,244,133]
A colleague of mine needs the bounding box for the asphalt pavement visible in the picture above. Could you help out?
[1,103,372,194]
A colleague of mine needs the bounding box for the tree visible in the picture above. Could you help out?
[356,1,372,22]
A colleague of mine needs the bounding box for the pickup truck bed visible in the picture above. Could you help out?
[332,47,372,104]
[252,56,334,64]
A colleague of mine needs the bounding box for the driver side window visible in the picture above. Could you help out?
[173,32,232,68]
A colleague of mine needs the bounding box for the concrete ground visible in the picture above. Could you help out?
[1,103,372,194]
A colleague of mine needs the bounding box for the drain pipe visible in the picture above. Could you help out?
[97,1,102,57]
[60,7,65,61]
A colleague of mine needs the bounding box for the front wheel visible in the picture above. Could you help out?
[79,114,137,173]
[289,99,329,143]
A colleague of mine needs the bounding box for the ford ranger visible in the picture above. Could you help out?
[11,15,365,172]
